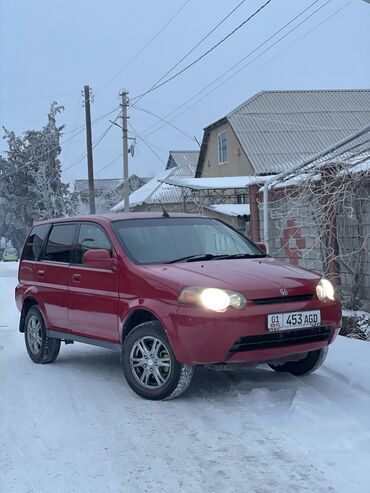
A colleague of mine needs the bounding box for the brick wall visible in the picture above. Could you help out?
[258,186,370,308]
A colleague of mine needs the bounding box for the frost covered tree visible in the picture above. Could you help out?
[0,102,75,250]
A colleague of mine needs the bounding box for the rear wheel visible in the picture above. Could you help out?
[24,306,61,364]
[269,347,328,376]
[121,321,194,400]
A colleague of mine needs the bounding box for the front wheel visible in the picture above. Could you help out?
[24,306,61,364]
[121,321,195,400]
[269,346,328,376]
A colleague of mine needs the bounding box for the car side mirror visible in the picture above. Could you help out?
[255,242,267,253]
[83,249,117,270]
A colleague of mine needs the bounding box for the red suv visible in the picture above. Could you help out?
[16,213,341,400]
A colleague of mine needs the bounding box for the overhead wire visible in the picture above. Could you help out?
[137,0,336,140]
[133,0,249,104]
[255,0,355,71]
[63,111,121,172]
[128,122,166,165]
[97,0,192,94]
[0,106,122,179]
[131,0,273,103]
[0,126,86,179]
[130,103,199,144]
[95,153,123,176]
[61,95,83,165]
[0,91,78,103]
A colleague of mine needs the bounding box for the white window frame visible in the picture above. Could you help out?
[217,131,228,165]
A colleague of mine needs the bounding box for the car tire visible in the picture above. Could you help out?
[24,306,61,364]
[121,321,195,400]
[268,346,328,376]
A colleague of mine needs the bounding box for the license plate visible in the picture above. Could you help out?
[267,310,321,331]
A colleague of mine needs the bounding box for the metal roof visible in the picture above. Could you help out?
[74,178,121,193]
[112,154,198,212]
[201,90,370,175]
[166,150,200,169]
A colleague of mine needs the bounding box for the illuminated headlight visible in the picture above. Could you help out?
[316,279,335,301]
[178,287,247,312]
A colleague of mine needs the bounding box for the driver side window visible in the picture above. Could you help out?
[76,223,112,264]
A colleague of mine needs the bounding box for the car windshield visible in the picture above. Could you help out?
[5,248,16,254]
[113,217,266,265]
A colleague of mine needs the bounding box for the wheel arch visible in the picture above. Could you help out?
[121,309,161,344]
[19,296,39,333]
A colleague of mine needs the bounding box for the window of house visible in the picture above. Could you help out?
[237,193,246,204]
[217,131,228,165]
[22,224,50,261]
[44,224,77,263]
[76,223,112,264]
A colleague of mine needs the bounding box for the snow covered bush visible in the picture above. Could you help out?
[341,310,370,341]
[0,102,75,250]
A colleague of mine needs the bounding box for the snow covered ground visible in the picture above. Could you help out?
[1,262,370,493]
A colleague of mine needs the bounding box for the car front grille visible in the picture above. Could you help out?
[252,294,314,305]
[229,326,331,354]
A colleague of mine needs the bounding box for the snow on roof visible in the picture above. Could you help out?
[339,160,370,176]
[160,175,269,190]
[205,203,250,217]
[268,160,370,191]
[111,163,197,212]
[112,168,174,212]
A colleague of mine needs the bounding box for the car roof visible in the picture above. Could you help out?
[33,212,202,226]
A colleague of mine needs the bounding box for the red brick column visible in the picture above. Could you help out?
[249,184,260,242]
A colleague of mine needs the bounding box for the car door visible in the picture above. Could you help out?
[68,222,120,342]
[37,222,78,332]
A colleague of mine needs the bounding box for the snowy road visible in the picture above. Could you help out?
[1,262,370,493]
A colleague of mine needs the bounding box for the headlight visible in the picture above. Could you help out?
[178,287,247,312]
[316,279,335,301]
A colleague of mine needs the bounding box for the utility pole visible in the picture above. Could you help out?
[120,90,130,212]
[84,85,96,214]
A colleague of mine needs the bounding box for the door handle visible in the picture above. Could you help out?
[37,270,45,278]
[72,274,81,283]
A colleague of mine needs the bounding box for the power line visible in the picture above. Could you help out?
[61,95,84,165]
[0,115,118,181]
[63,112,121,172]
[97,0,192,94]
[134,0,249,104]
[95,153,123,176]
[128,122,166,165]
[139,0,334,140]
[0,126,86,180]
[62,105,120,134]
[131,0,273,102]
[2,104,120,161]
[256,0,355,71]
[0,91,78,103]
[131,103,198,144]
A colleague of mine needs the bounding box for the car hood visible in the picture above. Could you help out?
[140,257,320,300]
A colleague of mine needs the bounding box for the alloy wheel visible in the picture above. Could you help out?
[27,315,43,355]
[129,336,172,389]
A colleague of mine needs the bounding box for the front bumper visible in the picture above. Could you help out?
[166,298,341,365]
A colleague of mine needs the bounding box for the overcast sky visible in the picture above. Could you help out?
[1,0,369,188]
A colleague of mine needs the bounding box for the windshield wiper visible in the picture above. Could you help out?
[222,253,267,259]
[166,253,229,264]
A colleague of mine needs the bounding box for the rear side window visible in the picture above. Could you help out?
[76,223,112,264]
[22,224,50,261]
[44,224,77,263]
